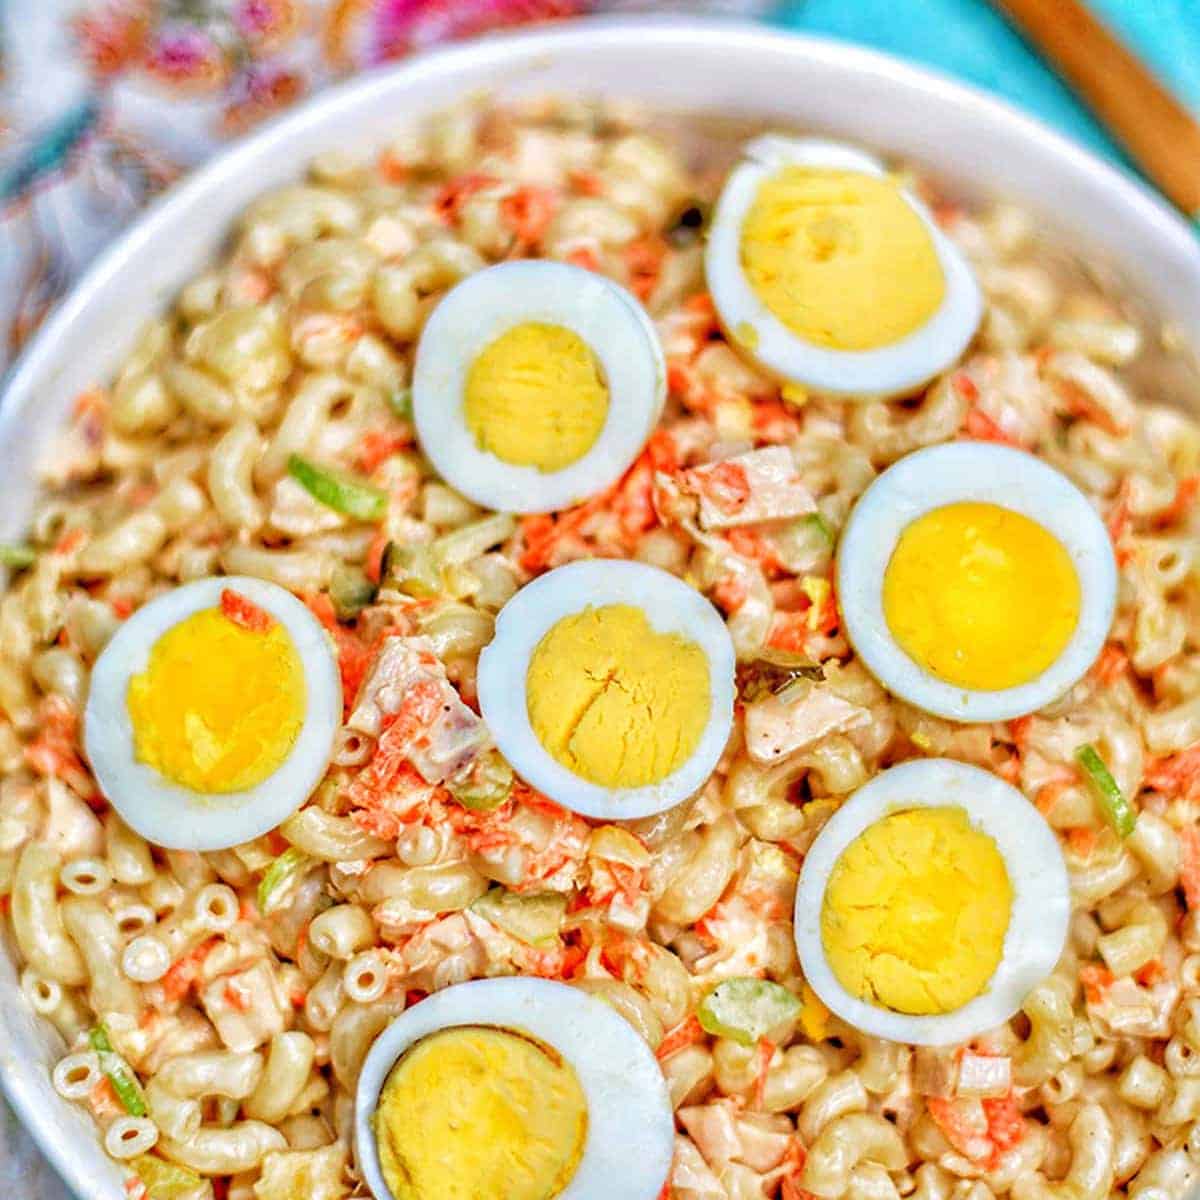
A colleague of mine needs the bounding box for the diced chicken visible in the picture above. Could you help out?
[201,960,288,1053]
[679,1100,742,1172]
[671,1135,727,1200]
[347,636,490,784]
[744,684,871,763]
[253,1145,350,1200]
[679,446,816,530]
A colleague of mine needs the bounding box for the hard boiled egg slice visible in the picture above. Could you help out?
[838,442,1116,722]
[705,135,982,397]
[85,577,340,851]
[794,759,1070,1045]
[477,560,735,820]
[355,977,674,1200]
[413,260,665,513]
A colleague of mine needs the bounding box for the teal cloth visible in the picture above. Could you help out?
[773,0,1200,189]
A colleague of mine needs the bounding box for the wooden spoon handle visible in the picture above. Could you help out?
[995,0,1200,217]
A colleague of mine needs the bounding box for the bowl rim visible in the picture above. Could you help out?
[2,15,1199,1199]
[4,15,1200,445]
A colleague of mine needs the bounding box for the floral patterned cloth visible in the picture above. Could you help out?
[0,0,770,375]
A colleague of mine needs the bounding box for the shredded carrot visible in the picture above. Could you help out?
[54,527,87,556]
[73,387,109,422]
[223,980,251,1013]
[656,1014,706,1061]
[90,1078,123,1120]
[1008,715,1034,751]
[780,1138,814,1200]
[1105,480,1133,552]
[753,1037,775,1109]
[1055,378,1126,436]
[962,406,1024,448]
[1092,643,1129,686]
[952,372,980,404]
[357,429,410,474]
[1157,474,1200,527]
[109,595,135,619]
[568,170,604,196]
[220,588,273,633]
[1079,962,1114,1004]
[364,527,390,586]
[23,695,96,803]
[623,234,668,302]
[981,1093,1025,1159]
[377,148,408,183]
[564,245,600,271]
[1066,826,1100,857]
[161,938,218,1004]
[750,400,802,444]
[1179,825,1200,911]
[1034,774,1076,818]
[500,186,557,246]
[433,172,498,224]
[1134,959,1168,988]
[711,575,748,615]
[304,592,374,712]
[695,460,751,517]
[1144,744,1200,802]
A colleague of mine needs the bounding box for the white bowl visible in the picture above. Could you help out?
[2,16,1198,1198]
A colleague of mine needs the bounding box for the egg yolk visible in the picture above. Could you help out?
[526,604,710,789]
[881,501,1081,692]
[821,807,1013,1015]
[126,607,305,794]
[374,1026,588,1200]
[740,167,945,351]
[464,322,609,472]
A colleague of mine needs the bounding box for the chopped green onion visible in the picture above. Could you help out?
[0,544,36,569]
[1076,744,1136,838]
[257,847,313,915]
[329,565,378,620]
[471,888,567,946]
[129,1156,208,1200]
[388,387,413,420]
[287,454,388,521]
[697,978,803,1046]
[383,543,442,598]
[449,750,513,812]
[89,1024,147,1116]
[805,512,835,544]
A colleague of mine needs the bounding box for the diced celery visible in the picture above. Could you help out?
[329,565,377,620]
[449,750,513,812]
[383,543,442,598]
[129,1156,210,1200]
[0,544,36,569]
[432,513,516,569]
[697,978,802,1046]
[471,888,566,946]
[388,387,413,420]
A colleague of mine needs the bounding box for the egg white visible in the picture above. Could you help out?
[84,576,341,852]
[354,977,675,1200]
[837,442,1117,722]
[477,560,735,820]
[704,134,982,397]
[412,260,665,514]
[794,758,1070,1046]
